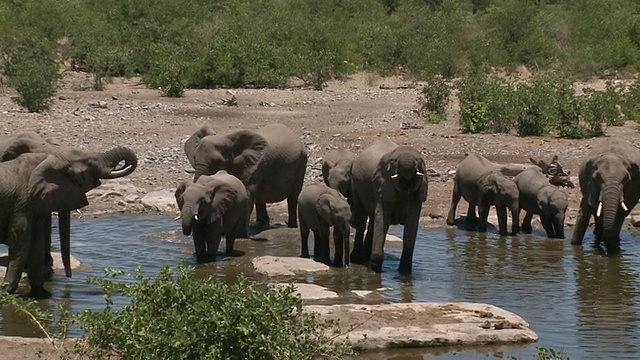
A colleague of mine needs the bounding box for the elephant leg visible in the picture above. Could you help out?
[191,223,209,263]
[312,229,330,265]
[398,203,421,275]
[43,214,54,280]
[466,204,478,225]
[521,212,533,233]
[287,160,306,229]
[496,206,508,236]
[363,218,374,263]
[27,214,50,299]
[286,195,298,228]
[254,201,270,231]
[446,179,462,226]
[4,213,31,294]
[206,221,223,261]
[540,216,555,238]
[350,195,368,265]
[239,193,255,238]
[370,202,391,273]
[300,222,311,258]
[225,231,236,256]
[571,199,592,245]
[477,203,491,233]
[332,228,347,268]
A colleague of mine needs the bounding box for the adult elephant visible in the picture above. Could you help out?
[572,139,640,249]
[446,153,519,236]
[1,146,137,298]
[298,183,351,267]
[350,138,427,274]
[184,123,308,235]
[175,170,250,263]
[514,167,568,239]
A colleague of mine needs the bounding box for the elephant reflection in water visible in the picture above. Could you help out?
[573,248,640,355]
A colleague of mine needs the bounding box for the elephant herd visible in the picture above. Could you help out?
[1,123,638,299]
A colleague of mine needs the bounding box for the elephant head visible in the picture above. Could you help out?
[480,172,520,235]
[27,146,137,276]
[529,155,575,188]
[184,126,267,182]
[0,132,59,161]
[384,146,427,202]
[316,193,352,267]
[538,186,568,239]
[322,149,355,198]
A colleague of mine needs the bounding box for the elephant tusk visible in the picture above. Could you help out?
[76,209,81,214]
[194,215,199,221]
[416,171,424,176]
[391,173,399,179]
[596,202,603,217]
[621,201,629,212]
[174,215,182,221]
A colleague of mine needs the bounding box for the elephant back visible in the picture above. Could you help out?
[255,124,307,167]
[456,153,497,183]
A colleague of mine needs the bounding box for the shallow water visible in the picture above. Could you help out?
[2,215,640,359]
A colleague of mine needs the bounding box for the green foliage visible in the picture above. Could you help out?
[70,264,353,360]
[143,43,187,97]
[622,80,640,122]
[506,346,571,360]
[8,53,60,112]
[514,75,563,136]
[457,72,515,133]
[418,76,451,123]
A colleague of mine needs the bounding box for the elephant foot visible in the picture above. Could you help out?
[43,267,54,281]
[350,251,367,265]
[28,285,52,300]
[445,216,455,226]
[332,259,344,268]
[369,256,383,273]
[397,264,412,276]
[253,220,271,234]
[195,253,216,263]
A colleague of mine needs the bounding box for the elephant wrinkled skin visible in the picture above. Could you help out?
[184,123,307,235]
[446,153,520,236]
[572,139,640,249]
[175,170,250,262]
[350,138,428,274]
[298,183,352,267]
[322,148,355,199]
[0,146,137,299]
[514,167,568,239]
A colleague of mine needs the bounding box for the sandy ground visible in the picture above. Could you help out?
[0,71,637,359]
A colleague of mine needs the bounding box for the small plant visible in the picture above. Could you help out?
[457,73,515,133]
[505,346,571,360]
[8,57,60,112]
[418,75,451,123]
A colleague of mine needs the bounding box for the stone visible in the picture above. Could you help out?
[251,256,329,276]
[271,283,338,300]
[304,302,538,351]
[140,189,178,214]
[385,234,402,243]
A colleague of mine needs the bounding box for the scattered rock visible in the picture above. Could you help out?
[271,283,338,300]
[140,189,178,214]
[252,256,329,276]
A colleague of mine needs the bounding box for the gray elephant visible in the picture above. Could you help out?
[572,139,640,249]
[350,138,428,274]
[322,148,355,198]
[514,166,568,239]
[446,153,520,235]
[0,146,137,298]
[175,170,250,262]
[184,123,307,235]
[298,183,351,267]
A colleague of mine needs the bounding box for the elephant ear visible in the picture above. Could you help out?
[316,193,335,225]
[208,182,238,223]
[28,155,93,211]
[228,130,267,182]
[175,181,187,211]
[184,125,216,169]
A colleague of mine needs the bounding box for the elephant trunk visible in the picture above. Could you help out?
[59,211,72,277]
[181,203,197,236]
[193,163,210,182]
[601,184,622,248]
[97,146,138,179]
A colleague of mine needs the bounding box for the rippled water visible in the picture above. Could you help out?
[2,215,640,359]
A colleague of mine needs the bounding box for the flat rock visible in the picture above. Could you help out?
[252,256,329,276]
[140,189,178,214]
[272,283,338,300]
[385,234,402,243]
[305,302,538,351]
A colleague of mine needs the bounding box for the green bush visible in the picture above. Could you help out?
[69,265,353,360]
[514,76,563,137]
[621,79,640,122]
[143,43,187,97]
[8,57,59,112]
[419,75,451,123]
[457,72,516,133]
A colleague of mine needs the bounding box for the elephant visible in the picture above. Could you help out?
[322,148,355,198]
[175,170,250,263]
[184,123,308,236]
[514,166,568,239]
[298,183,351,267]
[349,138,428,274]
[571,139,640,249]
[446,153,520,236]
[0,146,137,298]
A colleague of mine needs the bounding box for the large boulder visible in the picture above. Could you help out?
[140,189,178,214]
[304,302,538,351]
[252,256,329,276]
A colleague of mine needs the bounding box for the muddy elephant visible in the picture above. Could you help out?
[514,167,568,239]
[322,148,355,199]
[571,139,640,249]
[0,146,137,298]
[175,170,250,262]
[350,138,427,274]
[298,183,351,267]
[184,123,308,236]
[446,153,520,236]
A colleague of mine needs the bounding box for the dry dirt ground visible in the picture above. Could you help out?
[0,71,637,359]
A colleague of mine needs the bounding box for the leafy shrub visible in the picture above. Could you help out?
[143,43,187,97]
[457,73,515,133]
[418,75,451,123]
[8,57,59,112]
[514,76,563,137]
[70,265,353,360]
[621,79,640,122]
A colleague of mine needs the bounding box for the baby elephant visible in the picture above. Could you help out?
[514,167,568,239]
[175,170,250,263]
[298,183,352,267]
